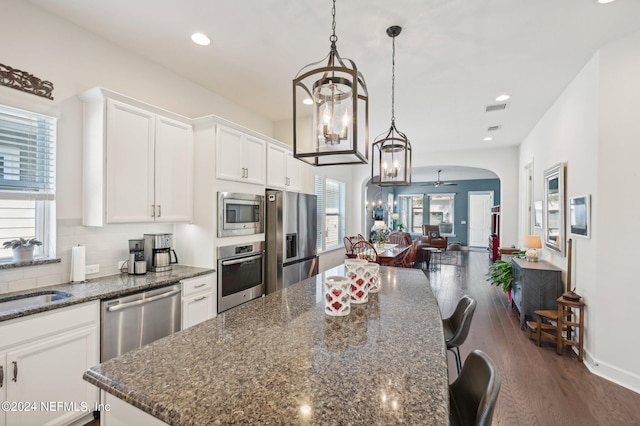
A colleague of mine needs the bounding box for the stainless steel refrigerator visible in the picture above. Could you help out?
[265,190,318,294]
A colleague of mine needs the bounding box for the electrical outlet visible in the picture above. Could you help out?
[85,264,100,274]
[117,260,126,270]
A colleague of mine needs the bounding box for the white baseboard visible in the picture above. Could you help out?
[583,349,640,394]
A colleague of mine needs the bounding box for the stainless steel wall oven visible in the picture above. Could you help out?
[217,241,265,312]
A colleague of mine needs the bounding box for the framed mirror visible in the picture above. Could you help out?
[544,162,565,255]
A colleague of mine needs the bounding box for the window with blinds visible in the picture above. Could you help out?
[314,176,345,252]
[0,104,56,260]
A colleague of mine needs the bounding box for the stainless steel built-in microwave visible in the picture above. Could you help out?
[217,192,265,237]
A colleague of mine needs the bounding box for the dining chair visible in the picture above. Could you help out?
[449,349,501,426]
[396,237,419,268]
[442,295,477,374]
[351,240,379,263]
[344,236,356,258]
[388,231,411,246]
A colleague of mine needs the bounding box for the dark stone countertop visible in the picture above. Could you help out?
[84,265,449,425]
[0,265,215,322]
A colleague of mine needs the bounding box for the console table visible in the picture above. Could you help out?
[511,258,563,329]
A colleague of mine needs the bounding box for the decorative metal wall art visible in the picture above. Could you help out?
[0,63,54,100]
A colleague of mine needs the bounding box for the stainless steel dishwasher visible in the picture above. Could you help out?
[100,284,181,362]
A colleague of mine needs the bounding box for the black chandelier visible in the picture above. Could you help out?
[292,0,369,166]
[371,25,412,186]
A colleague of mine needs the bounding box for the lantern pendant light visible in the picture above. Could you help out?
[293,0,369,166]
[371,25,412,186]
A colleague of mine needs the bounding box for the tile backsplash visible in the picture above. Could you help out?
[0,219,174,295]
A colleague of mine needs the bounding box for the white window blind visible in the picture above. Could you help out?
[315,176,345,252]
[0,105,56,196]
[314,176,323,252]
[0,104,56,260]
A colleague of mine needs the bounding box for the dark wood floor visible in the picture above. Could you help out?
[430,250,640,425]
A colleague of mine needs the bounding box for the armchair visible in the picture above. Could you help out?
[422,225,448,251]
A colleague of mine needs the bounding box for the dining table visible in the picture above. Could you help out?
[83,265,449,425]
[376,243,410,266]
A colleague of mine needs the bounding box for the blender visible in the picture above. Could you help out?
[128,239,147,275]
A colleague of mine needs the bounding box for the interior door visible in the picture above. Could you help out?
[468,192,493,247]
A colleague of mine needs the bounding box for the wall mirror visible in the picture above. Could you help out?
[543,162,565,255]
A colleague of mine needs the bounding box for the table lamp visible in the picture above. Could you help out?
[524,235,542,262]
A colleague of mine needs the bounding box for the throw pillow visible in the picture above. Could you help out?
[429,231,439,239]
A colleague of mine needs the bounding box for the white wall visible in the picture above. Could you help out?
[519,30,640,392]
[595,30,640,391]
[0,0,273,292]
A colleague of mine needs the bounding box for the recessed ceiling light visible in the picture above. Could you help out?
[302,98,313,105]
[495,94,511,102]
[597,0,616,3]
[483,136,493,141]
[191,33,211,46]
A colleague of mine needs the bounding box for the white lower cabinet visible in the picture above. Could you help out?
[181,274,216,329]
[102,391,167,426]
[0,301,100,426]
[0,352,5,426]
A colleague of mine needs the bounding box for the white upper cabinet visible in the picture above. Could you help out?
[267,144,301,191]
[266,143,287,189]
[105,100,155,223]
[80,88,194,225]
[216,124,266,185]
[154,116,194,222]
[285,150,302,191]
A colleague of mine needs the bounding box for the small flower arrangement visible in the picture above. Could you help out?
[3,237,42,250]
[372,229,389,245]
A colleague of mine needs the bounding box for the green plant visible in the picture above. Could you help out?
[397,223,405,231]
[3,238,42,250]
[486,259,513,293]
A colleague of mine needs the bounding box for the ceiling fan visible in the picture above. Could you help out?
[421,169,458,187]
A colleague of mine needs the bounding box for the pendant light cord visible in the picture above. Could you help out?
[330,0,338,48]
[391,34,396,123]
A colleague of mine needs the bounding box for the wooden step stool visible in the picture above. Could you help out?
[526,296,585,361]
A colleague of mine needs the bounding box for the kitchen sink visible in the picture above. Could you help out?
[0,290,72,312]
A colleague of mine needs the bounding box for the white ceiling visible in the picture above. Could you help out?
[30,0,640,162]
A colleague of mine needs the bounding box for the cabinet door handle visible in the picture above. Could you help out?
[12,361,17,382]
[158,205,162,217]
[0,365,3,387]
[194,296,207,302]
[151,205,156,217]
[194,283,207,288]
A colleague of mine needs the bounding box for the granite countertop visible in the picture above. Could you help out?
[0,265,215,322]
[84,266,449,425]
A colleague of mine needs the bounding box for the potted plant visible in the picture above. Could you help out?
[486,259,514,301]
[397,223,405,231]
[486,251,525,300]
[3,238,42,263]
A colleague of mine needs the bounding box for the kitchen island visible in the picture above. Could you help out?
[84,265,449,425]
